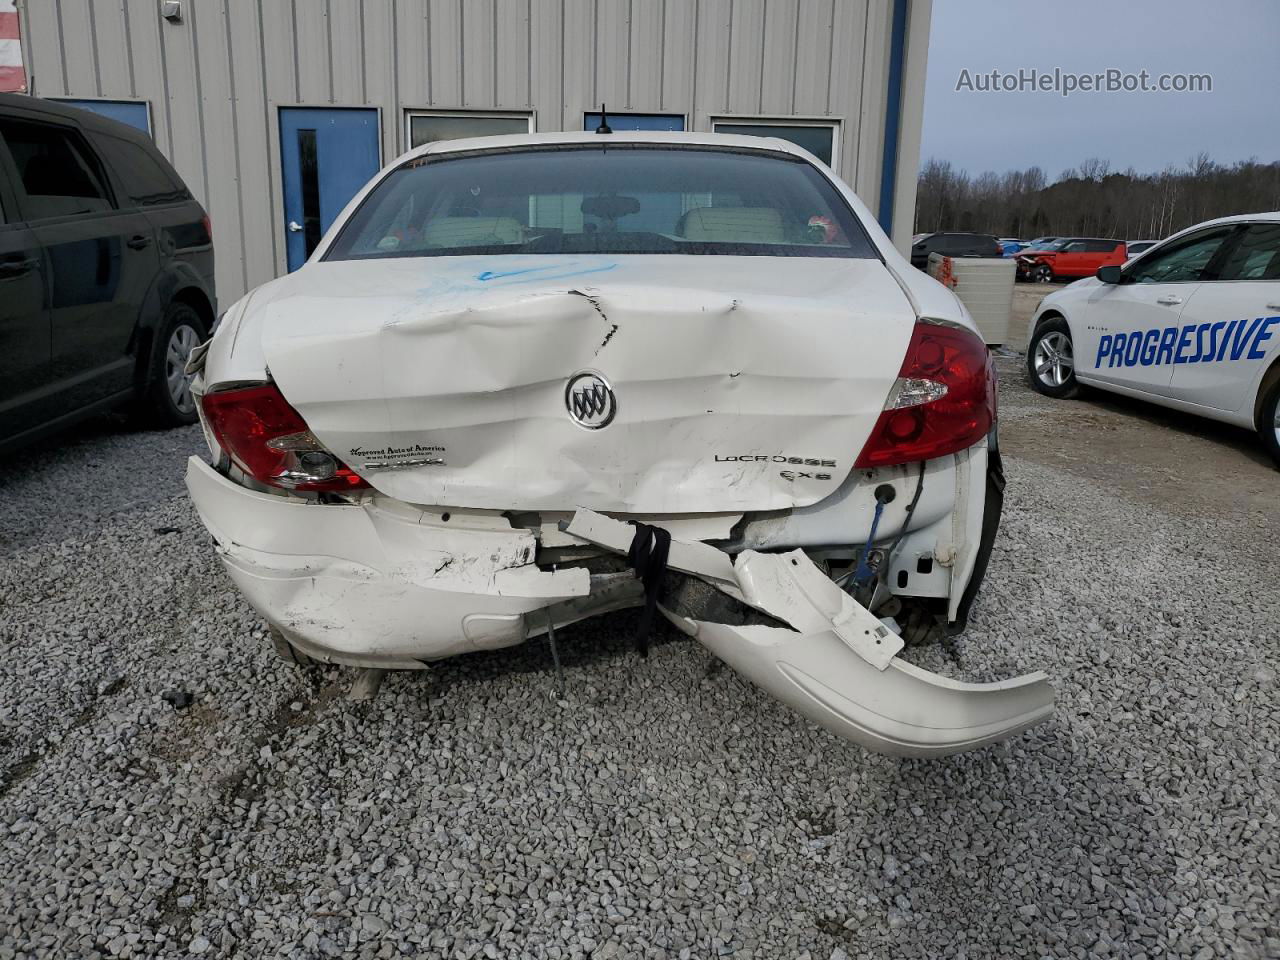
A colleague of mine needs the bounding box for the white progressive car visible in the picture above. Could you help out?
[185,131,1054,756]
[1027,213,1280,466]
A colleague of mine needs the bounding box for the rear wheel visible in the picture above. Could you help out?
[1257,372,1280,468]
[142,302,206,426]
[1027,316,1079,398]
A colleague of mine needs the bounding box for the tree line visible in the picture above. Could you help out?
[914,154,1280,241]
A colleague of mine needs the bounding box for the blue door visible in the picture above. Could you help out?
[58,99,151,133]
[279,108,379,271]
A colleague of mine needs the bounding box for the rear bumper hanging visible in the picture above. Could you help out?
[566,508,1053,757]
[186,455,1052,756]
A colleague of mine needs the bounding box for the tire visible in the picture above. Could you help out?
[141,301,207,427]
[1257,371,1280,469]
[1033,264,1054,283]
[269,626,317,667]
[1026,316,1080,399]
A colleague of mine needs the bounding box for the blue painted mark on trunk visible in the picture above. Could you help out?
[476,267,547,281]
[472,261,618,286]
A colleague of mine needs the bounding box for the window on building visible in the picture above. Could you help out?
[0,119,114,219]
[583,113,684,132]
[406,112,532,149]
[54,99,151,134]
[711,119,838,167]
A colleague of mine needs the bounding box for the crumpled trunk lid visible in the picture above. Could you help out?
[258,255,914,512]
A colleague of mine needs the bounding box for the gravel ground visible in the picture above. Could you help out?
[1,372,1277,959]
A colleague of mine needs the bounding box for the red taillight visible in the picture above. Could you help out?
[854,320,995,468]
[200,383,370,492]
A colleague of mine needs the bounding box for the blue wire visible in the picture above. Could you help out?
[852,499,886,586]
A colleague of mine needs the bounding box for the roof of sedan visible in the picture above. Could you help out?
[1138,211,1280,249]
[1190,211,1280,226]
[398,129,822,165]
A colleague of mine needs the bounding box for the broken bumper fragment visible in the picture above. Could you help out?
[184,457,631,668]
[694,623,1053,757]
[565,510,1053,757]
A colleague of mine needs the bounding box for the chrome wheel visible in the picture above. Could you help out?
[1034,331,1074,388]
[165,323,200,415]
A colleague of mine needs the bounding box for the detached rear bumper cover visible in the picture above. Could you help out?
[695,624,1052,757]
[187,459,1053,756]
[566,510,1053,758]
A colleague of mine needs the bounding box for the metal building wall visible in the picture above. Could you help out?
[16,0,929,305]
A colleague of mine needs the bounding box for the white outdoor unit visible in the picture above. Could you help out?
[926,253,1016,345]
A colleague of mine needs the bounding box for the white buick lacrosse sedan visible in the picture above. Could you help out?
[185,131,1052,756]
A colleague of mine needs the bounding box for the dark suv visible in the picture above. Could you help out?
[0,94,214,454]
[909,231,1002,270]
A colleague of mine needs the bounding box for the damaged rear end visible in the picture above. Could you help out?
[184,134,1052,756]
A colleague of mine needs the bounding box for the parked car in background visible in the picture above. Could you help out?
[1016,237,1126,282]
[0,94,215,454]
[998,237,1026,256]
[1126,239,1158,258]
[185,130,1053,756]
[1027,213,1280,466]
[909,231,1002,270]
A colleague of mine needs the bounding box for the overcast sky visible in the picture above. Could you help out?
[919,0,1280,179]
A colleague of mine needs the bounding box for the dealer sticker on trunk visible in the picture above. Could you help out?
[349,443,447,471]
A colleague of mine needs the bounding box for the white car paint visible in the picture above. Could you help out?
[186,131,1053,756]
[1029,213,1280,432]
[247,254,913,513]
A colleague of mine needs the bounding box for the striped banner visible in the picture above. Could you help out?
[0,0,26,93]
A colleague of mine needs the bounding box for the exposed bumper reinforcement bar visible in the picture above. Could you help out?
[565,509,1053,757]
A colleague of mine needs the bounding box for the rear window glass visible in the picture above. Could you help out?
[94,134,188,206]
[324,145,875,260]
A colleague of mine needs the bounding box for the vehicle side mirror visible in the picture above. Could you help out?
[1096,265,1122,284]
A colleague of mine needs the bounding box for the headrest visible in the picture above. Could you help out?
[420,217,524,247]
[680,207,784,243]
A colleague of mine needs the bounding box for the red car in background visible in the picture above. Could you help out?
[1017,237,1126,282]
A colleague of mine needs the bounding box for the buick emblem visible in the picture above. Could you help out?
[565,372,617,429]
